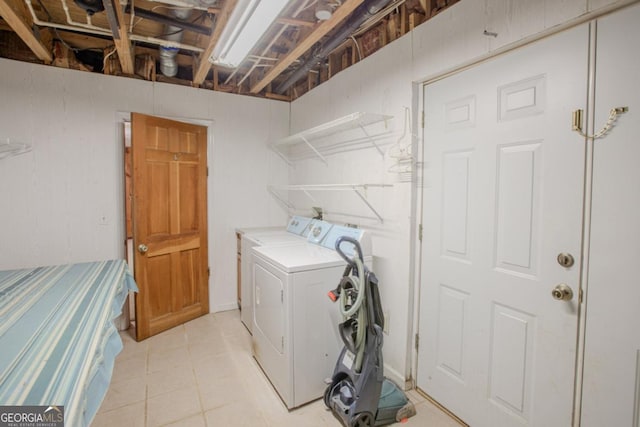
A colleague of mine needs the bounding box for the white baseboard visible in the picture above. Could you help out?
[211,302,240,313]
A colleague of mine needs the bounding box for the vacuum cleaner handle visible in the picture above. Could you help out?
[335,236,364,266]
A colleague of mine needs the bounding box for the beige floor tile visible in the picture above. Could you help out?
[148,346,191,373]
[188,340,227,366]
[112,353,148,382]
[198,375,248,412]
[146,386,202,427]
[147,364,197,398]
[263,400,341,427]
[193,352,238,384]
[92,401,145,427]
[98,375,147,413]
[164,413,207,427]
[118,331,149,361]
[204,401,268,427]
[403,401,463,426]
[147,325,188,353]
[406,388,427,405]
[99,310,463,427]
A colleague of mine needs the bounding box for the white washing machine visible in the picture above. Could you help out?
[239,217,322,332]
[251,224,372,409]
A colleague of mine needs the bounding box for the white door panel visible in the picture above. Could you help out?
[582,4,640,426]
[418,24,588,427]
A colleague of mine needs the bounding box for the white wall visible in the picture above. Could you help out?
[289,0,632,385]
[0,58,290,312]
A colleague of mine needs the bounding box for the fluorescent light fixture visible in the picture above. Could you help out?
[209,0,290,68]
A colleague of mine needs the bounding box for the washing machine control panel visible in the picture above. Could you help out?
[306,220,333,244]
[321,226,371,257]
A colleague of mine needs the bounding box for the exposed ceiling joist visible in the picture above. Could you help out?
[0,0,52,62]
[102,0,133,73]
[0,0,457,101]
[277,17,315,28]
[193,0,237,86]
[250,0,365,94]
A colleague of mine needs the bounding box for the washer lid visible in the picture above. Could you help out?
[236,226,283,236]
[252,243,345,273]
[248,233,307,246]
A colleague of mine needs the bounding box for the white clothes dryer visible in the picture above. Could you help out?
[251,225,372,409]
[239,217,322,332]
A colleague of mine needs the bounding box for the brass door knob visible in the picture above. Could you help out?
[138,244,149,254]
[552,283,573,301]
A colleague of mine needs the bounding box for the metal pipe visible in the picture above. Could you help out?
[124,5,211,35]
[61,0,108,32]
[25,0,204,52]
[274,0,393,94]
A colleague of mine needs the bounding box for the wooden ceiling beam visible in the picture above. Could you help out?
[0,0,52,62]
[250,0,364,94]
[193,0,238,86]
[277,17,315,28]
[101,0,134,74]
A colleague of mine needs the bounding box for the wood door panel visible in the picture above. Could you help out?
[179,163,200,233]
[146,162,171,236]
[132,112,209,341]
[147,254,173,318]
[180,249,199,307]
[147,126,170,150]
[147,234,200,257]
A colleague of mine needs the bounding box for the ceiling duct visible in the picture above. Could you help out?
[159,8,191,77]
[146,0,218,11]
[73,0,104,15]
[275,0,393,94]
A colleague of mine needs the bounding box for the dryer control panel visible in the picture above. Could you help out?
[286,216,313,235]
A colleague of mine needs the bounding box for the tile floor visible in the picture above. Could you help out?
[93,310,462,427]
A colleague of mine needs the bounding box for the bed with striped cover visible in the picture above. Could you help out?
[0,259,138,426]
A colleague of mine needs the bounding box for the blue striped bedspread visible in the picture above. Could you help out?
[0,259,138,427]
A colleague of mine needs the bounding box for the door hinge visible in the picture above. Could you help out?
[421,110,425,128]
[281,289,284,303]
[206,167,209,177]
[415,333,419,352]
[579,288,583,304]
[207,267,210,277]
[418,224,423,242]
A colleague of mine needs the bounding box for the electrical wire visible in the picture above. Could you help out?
[102,46,118,71]
[350,36,362,61]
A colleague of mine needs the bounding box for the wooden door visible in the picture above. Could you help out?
[132,113,209,341]
[581,5,640,425]
[417,24,588,426]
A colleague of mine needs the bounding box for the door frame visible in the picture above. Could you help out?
[408,4,637,424]
[116,111,215,329]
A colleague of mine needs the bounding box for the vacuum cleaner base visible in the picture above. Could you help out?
[327,378,416,427]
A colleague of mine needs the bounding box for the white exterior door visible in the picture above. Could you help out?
[417,25,588,426]
[581,4,640,426]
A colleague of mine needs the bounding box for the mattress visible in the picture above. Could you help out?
[0,259,138,426]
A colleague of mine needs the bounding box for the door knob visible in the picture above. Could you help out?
[551,283,573,301]
[138,243,148,254]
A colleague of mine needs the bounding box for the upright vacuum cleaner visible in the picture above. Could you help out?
[324,236,416,427]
